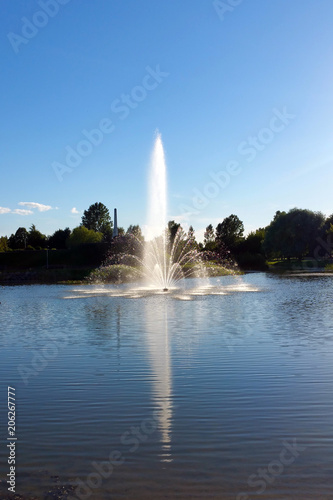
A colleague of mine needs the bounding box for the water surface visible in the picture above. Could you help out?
[1,273,333,499]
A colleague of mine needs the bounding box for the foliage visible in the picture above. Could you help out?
[204,224,214,243]
[105,234,143,264]
[126,224,143,241]
[28,224,46,249]
[186,225,197,250]
[67,226,103,248]
[187,225,195,240]
[0,236,9,252]
[323,214,333,234]
[81,202,112,236]
[8,227,29,249]
[236,252,268,271]
[203,262,241,277]
[237,228,266,255]
[319,214,333,258]
[167,220,182,246]
[216,214,244,251]
[87,264,141,284]
[3,206,332,279]
[264,208,325,259]
[48,228,71,249]
[200,247,234,269]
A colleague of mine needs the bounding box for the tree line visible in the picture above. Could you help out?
[0,203,141,251]
[1,203,332,268]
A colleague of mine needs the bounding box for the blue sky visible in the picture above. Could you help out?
[1,0,333,242]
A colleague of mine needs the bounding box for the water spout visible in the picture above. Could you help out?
[141,132,204,289]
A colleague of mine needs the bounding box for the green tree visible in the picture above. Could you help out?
[28,224,46,249]
[324,214,333,233]
[203,224,216,251]
[48,228,71,249]
[239,228,266,254]
[167,220,182,246]
[216,214,244,251]
[204,224,214,244]
[8,227,29,249]
[187,225,195,240]
[109,233,143,263]
[186,225,197,250]
[126,224,143,241]
[264,208,325,259]
[314,213,333,259]
[81,202,112,237]
[0,236,9,252]
[67,226,103,248]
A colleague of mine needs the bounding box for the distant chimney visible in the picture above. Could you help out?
[113,208,118,238]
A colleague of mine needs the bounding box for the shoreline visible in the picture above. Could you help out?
[0,267,332,286]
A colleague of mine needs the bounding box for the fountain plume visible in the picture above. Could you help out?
[88,132,206,289]
[142,133,204,290]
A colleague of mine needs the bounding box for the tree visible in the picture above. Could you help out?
[108,233,143,264]
[167,220,182,246]
[203,224,216,251]
[238,228,266,255]
[48,228,71,249]
[8,227,29,249]
[187,225,195,240]
[185,225,197,250]
[67,226,103,248]
[320,214,333,258]
[264,208,325,259]
[323,214,333,234]
[28,224,46,249]
[204,224,214,245]
[126,224,143,241]
[0,236,9,252]
[81,202,112,237]
[216,214,244,251]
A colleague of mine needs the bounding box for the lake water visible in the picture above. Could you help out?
[1,273,333,499]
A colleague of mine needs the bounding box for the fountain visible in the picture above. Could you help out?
[86,131,238,292]
[140,131,204,290]
[91,131,205,291]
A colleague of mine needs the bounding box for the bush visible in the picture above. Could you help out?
[236,252,268,271]
[87,264,141,284]
[67,226,103,248]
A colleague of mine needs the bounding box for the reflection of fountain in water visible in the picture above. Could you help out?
[144,299,173,461]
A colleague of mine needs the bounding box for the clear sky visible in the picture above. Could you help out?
[1,0,333,242]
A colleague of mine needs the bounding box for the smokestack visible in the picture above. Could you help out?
[113,208,118,238]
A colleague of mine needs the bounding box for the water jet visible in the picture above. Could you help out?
[90,132,206,289]
[140,132,204,289]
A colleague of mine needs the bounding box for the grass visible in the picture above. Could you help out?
[267,258,332,271]
[203,262,242,276]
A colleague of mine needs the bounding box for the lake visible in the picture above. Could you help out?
[1,273,333,499]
